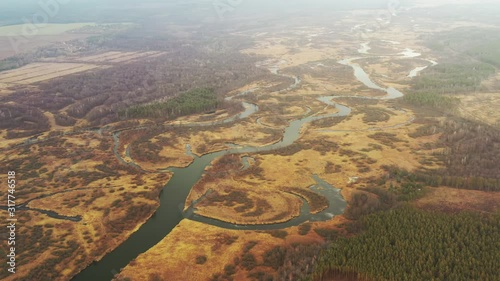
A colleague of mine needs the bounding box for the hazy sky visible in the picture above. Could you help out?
[1,0,499,26]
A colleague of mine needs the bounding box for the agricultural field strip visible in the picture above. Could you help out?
[0,52,162,83]
[0,64,99,84]
[16,65,103,84]
[0,63,95,82]
[74,51,127,62]
[107,52,160,63]
[17,66,103,84]
[0,63,55,79]
[82,52,140,62]
[104,51,164,63]
[40,52,164,65]
[0,52,165,84]
[18,51,163,67]
[0,64,101,84]
[74,51,162,63]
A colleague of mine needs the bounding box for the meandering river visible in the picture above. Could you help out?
[72,42,421,281]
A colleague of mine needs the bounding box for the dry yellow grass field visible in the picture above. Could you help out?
[458,92,500,127]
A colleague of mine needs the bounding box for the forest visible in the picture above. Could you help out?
[426,27,500,68]
[410,117,500,191]
[409,62,495,95]
[402,92,460,110]
[0,33,270,137]
[0,104,49,139]
[306,206,499,281]
[120,88,220,119]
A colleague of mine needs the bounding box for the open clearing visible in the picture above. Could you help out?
[415,187,500,213]
[458,92,500,127]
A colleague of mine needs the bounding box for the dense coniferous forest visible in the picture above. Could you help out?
[306,206,499,281]
[402,92,460,109]
[120,88,220,119]
[409,63,495,95]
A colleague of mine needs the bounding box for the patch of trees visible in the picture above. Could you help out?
[0,104,49,139]
[106,203,156,234]
[54,113,77,126]
[311,116,347,129]
[0,57,26,72]
[240,241,259,270]
[265,230,288,239]
[241,253,257,270]
[196,255,207,265]
[66,94,111,119]
[120,88,220,119]
[259,143,307,156]
[242,199,272,218]
[359,106,394,123]
[367,132,406,149]
[0,218,80,281]
[205,189,255,214]
[298,223,312,235]
[274,243,325,281]
[307,206,499,281]
[313,228,340,241]
[289,188,329,214]
[324,161,342,174]
[263,246,287,270]
[212,240,322,280]
[344,188,398,221]
[129,138,169,164]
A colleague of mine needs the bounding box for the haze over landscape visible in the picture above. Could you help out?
[0,1,499,281]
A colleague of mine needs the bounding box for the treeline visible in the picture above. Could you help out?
[382,164,500,192]
[0,57,23,72]
[306,206,500,281]
[120,88,220,119]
